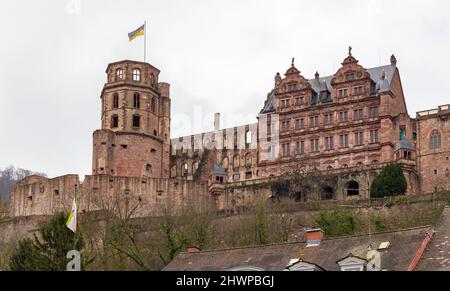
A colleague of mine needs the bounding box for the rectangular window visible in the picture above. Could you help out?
[310,139,320,152]
[354,86,364,95]
[353,109,364,120]
[296,141,305,154]
[294,96,305,105]
[282,143,290,157]
[325,136,334,150]
[112,116,119,128]
[345,73,355,81]
[281,99,290,108]
[281,121,291,131]
[132,115,141,128]
[369,106,379,118]
[310,116,319,128]
[339,111,348,122]
[338,89,348,98]
[339,134,349,148]
[354,132,364,146]
[324,113,333,125]
[370,129,379,143]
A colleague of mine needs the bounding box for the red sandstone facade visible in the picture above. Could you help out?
[9,50,450,217]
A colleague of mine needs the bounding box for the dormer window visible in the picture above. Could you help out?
[354,86,364,95]
[115,69,124,80]
[132,69,141,82]
[337,255,368,271]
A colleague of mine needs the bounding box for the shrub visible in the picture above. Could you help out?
[371,163,407,198]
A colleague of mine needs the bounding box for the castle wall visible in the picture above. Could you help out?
[417,105,450,193]
[10,174,211,218]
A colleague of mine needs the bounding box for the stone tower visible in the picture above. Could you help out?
[92,60,171,178]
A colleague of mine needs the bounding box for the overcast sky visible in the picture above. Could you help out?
[0,0,449,178]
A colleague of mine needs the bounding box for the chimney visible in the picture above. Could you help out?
[187,246,201,253]
[306,229,324,247]
[214,113,221,131]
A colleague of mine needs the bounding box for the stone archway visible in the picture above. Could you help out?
[321,186,335,200]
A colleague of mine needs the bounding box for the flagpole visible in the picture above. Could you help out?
[144,21,147,63]
[72,184,78,251]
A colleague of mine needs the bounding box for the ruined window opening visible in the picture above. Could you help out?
[132,115,141,128]
[434,170,438,175]
[233,174,240,181]
[321,186,334,200]
[121,145,128,149]
[28,196,33,201]
[346,181,360,196]
[133,93,141,108]
[146,164,152,173]
[54,190,59,196]
[100,167,105,171]
[132,69,141,82]
[182,163,188,177]
[138,196,143,202]
[111,115,119,128]
[153,130,157,136]
[151,149,156,153]
[246,130,252,145]
[245,171,252,179]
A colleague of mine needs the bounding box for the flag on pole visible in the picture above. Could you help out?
[66,196,78,233]
[128,24,145,42]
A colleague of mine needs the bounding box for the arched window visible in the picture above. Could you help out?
[111,115,119,128]
[132,69,141,81]
[346,181,360,196]
[132,115,140,128]
[113,94,119,109]
[115,68,123,80]
[430,130,442,150]
[133,93,140,108]
[327,165,333,170]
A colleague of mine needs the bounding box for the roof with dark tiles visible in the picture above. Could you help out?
[164,226,430,271]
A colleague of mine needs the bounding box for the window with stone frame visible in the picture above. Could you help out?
[111,115,119,128]
[295,118,305,129]
[338,88,349,98]
[325,136,334,150]
[368,106,379,118]
[429,130,442,150]
[370,129,379,144]
[133,93,141,108]
[113,94,119,109]
[115,68,124,80]
[353,108,364,121]
[132,69,141,81]
[345,73,355,81]
[132,115,141,128]
[294,96,305,105]
[324,113,334,125]
[296,141,305,154]
[281,99,290,108]
[310,138,320,152]
[281,143,290,157]
[353,86,364,95]
[310,116,319,128]
[281,120,291,131]
[339,111,349,122]
[340,134,349,148]
[354,131,364,146]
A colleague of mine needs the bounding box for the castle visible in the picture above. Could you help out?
[10,48,450,217]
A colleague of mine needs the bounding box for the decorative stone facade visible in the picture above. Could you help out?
[9,50,450,218]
